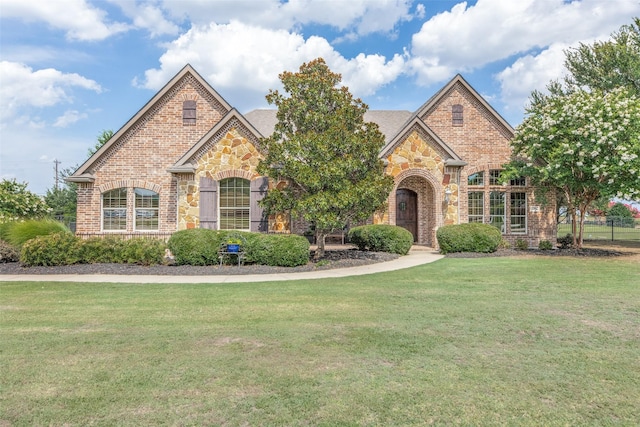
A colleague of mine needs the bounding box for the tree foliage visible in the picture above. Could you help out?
[507,87,640,247]
[564,17,640,95]
[257,58,394,258]
[88,129,114,157]
[0,179,51,222]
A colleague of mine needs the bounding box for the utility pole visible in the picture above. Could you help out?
[54,159,61,190]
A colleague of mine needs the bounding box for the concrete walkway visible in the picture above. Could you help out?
[0,246,443,284]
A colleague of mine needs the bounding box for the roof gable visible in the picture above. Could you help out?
[168,109,264,173]
[68,64,233,182]
[415,74,514,139]
[380,116,464,164]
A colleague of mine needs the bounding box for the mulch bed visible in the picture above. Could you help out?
[0,249,399,276]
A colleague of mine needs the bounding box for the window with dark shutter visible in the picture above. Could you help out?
[183,100,196,125]
[452,104,463,126]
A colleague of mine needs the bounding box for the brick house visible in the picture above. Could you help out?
[68,64,556,248]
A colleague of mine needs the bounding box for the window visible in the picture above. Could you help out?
[219,178,250,230]
[510,192,527,234]
[452,104,463,126]
[489,169,503,185]
[183,100,196,125]
[510,176,526,186]
[489,191,505,233]
[102,188,127,230]
[468,171,484,186]
[135,188,159,230]
[468,192,484,223]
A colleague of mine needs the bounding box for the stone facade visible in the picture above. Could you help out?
[69,65,557,248]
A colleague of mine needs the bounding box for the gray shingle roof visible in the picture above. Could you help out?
[243,109,413,143]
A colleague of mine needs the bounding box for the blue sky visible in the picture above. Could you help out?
[1,0,638,195]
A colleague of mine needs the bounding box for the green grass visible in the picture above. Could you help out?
[2,256,639,426]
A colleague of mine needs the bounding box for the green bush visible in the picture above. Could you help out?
[538,240,553,250]
[515,238,528,250]
[0,240,19,263]
[77,236,122,264]
[348,225,413,255]
[248,234,309,267]
[557,233,573,249]
[2,219,70,248]
[20,232,81,266]
[168,228,223,265]
[118,238,166,265]
[436,223,502,254]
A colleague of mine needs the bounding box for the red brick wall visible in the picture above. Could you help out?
[75,74,227,234]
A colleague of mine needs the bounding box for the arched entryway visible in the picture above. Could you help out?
[396,189,417,242]
[392,172,439,247]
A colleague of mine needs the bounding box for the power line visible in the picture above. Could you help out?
[53,159,61,190]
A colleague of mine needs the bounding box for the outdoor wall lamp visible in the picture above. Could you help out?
[444,186,453,204]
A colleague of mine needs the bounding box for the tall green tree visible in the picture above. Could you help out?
[47,130,113,225]
[88,129,114,157]
[257,58,394,258]
[506,87,640,248]
[564,17,640,95]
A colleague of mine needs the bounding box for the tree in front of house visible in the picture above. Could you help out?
[506,87,640,248]
[0,179,51,222]
[257,58,394,258]
[564,17,640,96]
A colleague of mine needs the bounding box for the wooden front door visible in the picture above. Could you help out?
[396,189,417,242]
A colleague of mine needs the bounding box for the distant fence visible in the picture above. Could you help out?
[557,216,640,241]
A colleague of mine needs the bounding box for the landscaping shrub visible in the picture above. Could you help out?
[348,225,413,255]
[3,219,70,248]
[77,236,122,264]
[436,223,502,254]
[557,233,573,249]
[0,240,19,263]
[168,228,223,265]
[538,240,553,250]
[248,234,309,267]
[515,238,528,250]
[118,238,166,265]
[20,232,81,266]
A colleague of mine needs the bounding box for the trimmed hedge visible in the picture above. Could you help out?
[348,225,413,255]
[436,223,502,254]
[20,233,166,266]
[168,229,309,267]
[167,228,226,266]
[247,234,309,267]
[21,232,81,266]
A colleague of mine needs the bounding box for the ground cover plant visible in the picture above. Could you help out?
[1,251,638,426]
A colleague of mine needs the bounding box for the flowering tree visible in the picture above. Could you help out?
[0,179,51,223]
[506,87,640,247]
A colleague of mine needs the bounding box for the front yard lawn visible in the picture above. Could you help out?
[1,254,639,426]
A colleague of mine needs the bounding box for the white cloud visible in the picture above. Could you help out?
[54,110,89,128]
[0,61,102,122]
[110,0,180,37]
[138,21,405,109]
[408,0,640,86]
[161,0,414,36]
[496,43,571,115]
[1,0,129,41]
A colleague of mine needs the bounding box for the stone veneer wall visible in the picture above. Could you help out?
[380,129,458,246]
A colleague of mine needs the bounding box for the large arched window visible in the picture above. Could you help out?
[102,188,127,230]
[219,178,250,230]
[134,188,159,230]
